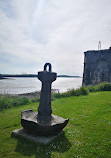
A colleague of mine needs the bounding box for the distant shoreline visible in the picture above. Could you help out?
[0,77,8,80]
[0,91,40,99]
[0,89,59,99]
[0,74,82,79]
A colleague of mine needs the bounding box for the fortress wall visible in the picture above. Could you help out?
[82,48,111,85]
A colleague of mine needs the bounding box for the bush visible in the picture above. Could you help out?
[31,97,40,103]
[67,89,80,96]
[52,82,111,99]
[52,92,63,99]
[0,96,29,111]
[87,86,97,92]
[98,82,111,91]
[87,82,111,92]
[80,87,89,95]
[11,97,29,107]
[0,96,11,110]
[52,87,88,99]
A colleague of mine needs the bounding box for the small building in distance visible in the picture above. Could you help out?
[82,47,111,86]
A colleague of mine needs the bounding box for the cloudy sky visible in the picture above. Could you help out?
[0,0,111,76]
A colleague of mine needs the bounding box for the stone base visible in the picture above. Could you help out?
[11,128,64,145]
[21,110,69,136]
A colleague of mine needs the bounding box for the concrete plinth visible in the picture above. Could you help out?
[11,128,64,145]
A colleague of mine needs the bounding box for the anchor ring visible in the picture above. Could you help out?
[44,63,52,72]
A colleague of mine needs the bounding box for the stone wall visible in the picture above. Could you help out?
[82,48,111,85]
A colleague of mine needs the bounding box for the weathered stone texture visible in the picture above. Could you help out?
[21,63,69,136]
[82,48,111,85]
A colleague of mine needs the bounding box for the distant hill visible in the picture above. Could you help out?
[1,74,37,78]
[0,74,82,78]
[57,75,82,78]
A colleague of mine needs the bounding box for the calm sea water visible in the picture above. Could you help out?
[0,77,82,94]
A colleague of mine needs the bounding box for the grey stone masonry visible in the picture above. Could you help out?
[82,47,111,85]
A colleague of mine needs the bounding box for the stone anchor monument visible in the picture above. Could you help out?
[21,63,69,136]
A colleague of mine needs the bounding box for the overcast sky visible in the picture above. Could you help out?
[0,0,111,76]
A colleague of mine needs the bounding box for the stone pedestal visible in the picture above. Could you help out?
[21,110,69,136]
[12,128,64,145]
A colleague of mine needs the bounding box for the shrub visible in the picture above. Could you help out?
[68,89,81,96]
[87,82,111,92]
[31,97,40,103]
[52,92,63,99]
[0,96,11,110]
[52,82,111,99]
[0,96,29,111]
[11,97,29,107]
[52,86,88,99]
[79,87,89,95]
[87,86,97,92]
[98,82,111,91]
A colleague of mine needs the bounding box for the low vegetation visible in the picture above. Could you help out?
[52,82,111,99]
[0,96,29,111]
[0,82,111,111]
[52,87,88,99]
[87,82,111,92]
[0,91,111,157]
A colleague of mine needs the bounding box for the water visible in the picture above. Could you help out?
[0,77,82,94]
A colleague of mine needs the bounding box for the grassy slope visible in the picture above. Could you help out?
[0,91,111,158]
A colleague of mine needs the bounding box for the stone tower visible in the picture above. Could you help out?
[82,48,111,86]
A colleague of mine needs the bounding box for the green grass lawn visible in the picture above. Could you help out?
[0,91,111,158]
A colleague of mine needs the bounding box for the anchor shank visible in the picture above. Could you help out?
[38,81,52,116]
